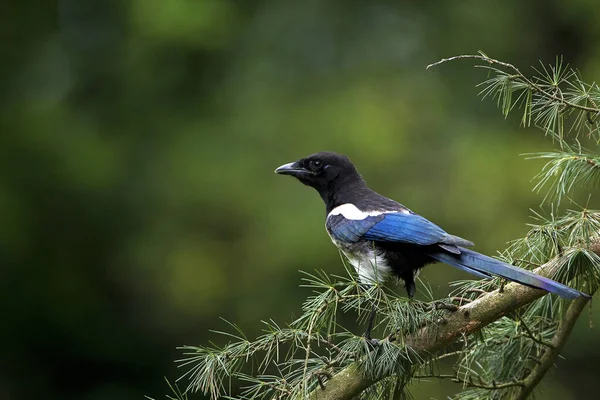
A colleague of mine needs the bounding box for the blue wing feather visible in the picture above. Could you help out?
[327,214,383,242]
[328,212,472,247]
[362,213,448,245]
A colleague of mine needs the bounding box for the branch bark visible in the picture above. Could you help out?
[307,241,598,400]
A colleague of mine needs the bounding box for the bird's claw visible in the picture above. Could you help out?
[363,334,380,348]
[433,301,459,312]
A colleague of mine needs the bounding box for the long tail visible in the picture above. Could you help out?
[429,247,590,300]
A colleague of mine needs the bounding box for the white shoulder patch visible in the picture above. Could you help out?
[328,203,383,220]
[328,203,411,220]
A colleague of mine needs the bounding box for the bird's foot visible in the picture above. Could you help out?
[363,332,380,347]
[363,323,381,347]
[432,301,459,312]
[312,371,332,390]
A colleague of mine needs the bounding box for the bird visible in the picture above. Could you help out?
[275,151,589,337]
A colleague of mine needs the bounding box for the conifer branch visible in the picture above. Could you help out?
[515,295,593,400]
[306,240,597,400]
[427,53,600,114]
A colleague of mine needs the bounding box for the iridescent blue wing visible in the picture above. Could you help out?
[327,212,465,246]
[362,212,450,245]
[326,213,384,243]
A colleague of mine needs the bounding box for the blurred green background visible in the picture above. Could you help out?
[2,0,600,399]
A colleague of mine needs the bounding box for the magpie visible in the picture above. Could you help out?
[275,151,590,304]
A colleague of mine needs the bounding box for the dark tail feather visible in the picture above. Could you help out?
[429,247,590,300]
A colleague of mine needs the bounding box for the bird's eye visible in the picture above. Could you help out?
[309,160,323,171]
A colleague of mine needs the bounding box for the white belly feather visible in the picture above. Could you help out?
[326,203,410,284]
[341,246,392,284]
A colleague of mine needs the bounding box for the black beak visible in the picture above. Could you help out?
[274,161,309,176]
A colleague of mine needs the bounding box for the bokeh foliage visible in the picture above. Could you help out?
[2,1,600,399]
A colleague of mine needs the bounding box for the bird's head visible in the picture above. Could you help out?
[274,151,361,194]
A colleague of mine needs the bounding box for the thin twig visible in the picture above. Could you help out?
[514,313,555,348]
[316,337,343,354]
[450,297,473,306]
[426,54,516,71]
[515,294,593,400]
[435,350,463,361]
[414,373,525,390]
[511,258,542,268]
[465,288,488,297]
[427,54,600,113]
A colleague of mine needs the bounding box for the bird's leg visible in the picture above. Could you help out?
[404,277,416,299]
[363,303,378,345]
[499,279,506,293]
[358,283,379,344]
[384,278,417,344]
[404,276,458,312]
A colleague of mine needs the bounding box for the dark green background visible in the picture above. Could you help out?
[2,1,599,399]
